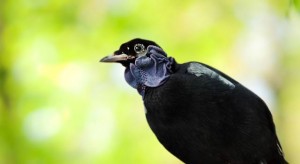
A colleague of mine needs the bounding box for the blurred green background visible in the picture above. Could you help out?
[1,0,300,163]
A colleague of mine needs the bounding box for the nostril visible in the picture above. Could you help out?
[127,55,136,60]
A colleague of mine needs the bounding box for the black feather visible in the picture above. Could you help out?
[101,39,288,164]
[144,62,287,163]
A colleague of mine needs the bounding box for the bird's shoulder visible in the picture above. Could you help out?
[144,61,239,115]
[166,61,238,93]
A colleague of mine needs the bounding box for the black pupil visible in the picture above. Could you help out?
[135,45,143,52]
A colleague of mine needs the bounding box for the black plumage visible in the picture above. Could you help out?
[100,38,287,164]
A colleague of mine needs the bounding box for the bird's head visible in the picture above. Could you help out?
[100,38,161,67]
[100,38,174,97]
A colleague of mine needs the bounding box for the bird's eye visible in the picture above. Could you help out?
[134,44,145,54]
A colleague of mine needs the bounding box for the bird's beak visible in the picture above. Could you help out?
[99,53,130,63]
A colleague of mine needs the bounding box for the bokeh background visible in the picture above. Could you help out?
[1,0,300,163]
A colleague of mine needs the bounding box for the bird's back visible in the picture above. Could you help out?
[144,62,287,164]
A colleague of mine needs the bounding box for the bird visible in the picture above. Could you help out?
[100,38,288,164]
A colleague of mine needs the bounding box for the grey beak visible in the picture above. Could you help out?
[99,53,130,63]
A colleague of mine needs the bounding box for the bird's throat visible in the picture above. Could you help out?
[124,46,174,98]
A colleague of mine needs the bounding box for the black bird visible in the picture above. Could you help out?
[100,38,287,164]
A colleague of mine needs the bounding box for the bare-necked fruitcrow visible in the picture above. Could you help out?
[100,38,287,164]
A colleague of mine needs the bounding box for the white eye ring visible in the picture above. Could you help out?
[134,44,145,54]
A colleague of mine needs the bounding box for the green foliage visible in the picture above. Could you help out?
[293,0,300,11]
